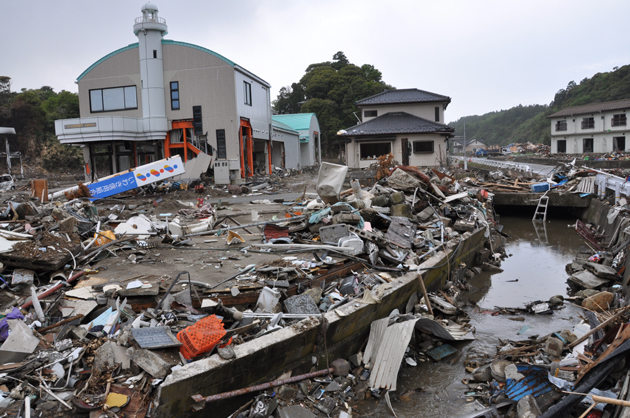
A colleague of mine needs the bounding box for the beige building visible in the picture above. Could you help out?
[55,3,276,184]
[339,89,454,168]
[548,99,630,154]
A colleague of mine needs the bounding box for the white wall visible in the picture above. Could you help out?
[346,134,447,168]
[271,128,300,170]
[550,111,629,154]
[361,103,445,123]
[235,70,271,141]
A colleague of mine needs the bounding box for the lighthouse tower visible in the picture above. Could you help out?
[133,3,168,132]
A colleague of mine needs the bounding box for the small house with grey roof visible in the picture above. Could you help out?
[338,88,454,168]
[548,99,630,154]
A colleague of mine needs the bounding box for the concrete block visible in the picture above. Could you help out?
[517,394,542,418]
[390,192,406,205]
[277,384,298,401]
[390,203,413,219]
[544,337,564,358]
[582,291,614,312]
[278,405,316,418]
[371,195,390,207]
[416,206,434,222]
[127,347,175,378]
[0,320,40,364]
[584,262,617,279]
[94,341,117,370]
[284,294,320,315]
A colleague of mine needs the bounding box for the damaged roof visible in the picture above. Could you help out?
[548,98,630,118]
[338,112,455,137]
[356,88,451,106]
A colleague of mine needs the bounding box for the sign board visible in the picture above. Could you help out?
[88,156,185,200]
[64,123,97,129]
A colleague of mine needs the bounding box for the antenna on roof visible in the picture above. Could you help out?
[352,112,361,123]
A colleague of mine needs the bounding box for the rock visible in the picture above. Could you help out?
[284,294,320,315]
[481,262,503,273]
[331,358,350,376]
[584,262,618,279]
[68,326,88,340]
[94,341,116,370]
[505,364,524,381]
[127,347,175,378]
[548,296,564,306]
[218,345,235,360]
[277,385,298,401]
[416,206,435,222]
[325,381,342,392]
[517,394,542,418]
[349,353,363,368]
[390,203,413,218]
[278,405,316,418]
[302,287,323,305]
[490,360,512,382]
[544,337,564,358]
[227,185,243,194]
[387,169,425,192]
[390,191,406,205]
[349,199,365,210]
[371,195,390,207]
[473,364,493,382]
[582,291,614,312]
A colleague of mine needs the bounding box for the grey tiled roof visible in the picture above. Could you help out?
[356,88,451,106]
[548,99,630,118]
[339,112,454,136]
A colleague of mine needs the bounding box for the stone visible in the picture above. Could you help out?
[331,359,350,376]
[277,385,298,401]
[582,291,614,312]
[584,262,618,279]
[371,195,390,207]
[284,294,320,315]
[390,192,406,205]
[227,185,243,194]
[387,169,424,192]
[548,296,564,306]
[111,343,131,369]
[490,360,512,382]
[390,203,413,218]
[325,381,342,392]
[127,347,175,378]
[416,206,435,222]
[94,341,116,370]
[504,364,524,381]
[218,345,235,360]
[278,405,316,418]
[349,199,365,210]
[68,326,88,341]
[0,320,40,364]
[303,287,323,305]
[481,262,504,273]
[517,394,542,418]
[544,337,564,358]
[349,353,363,368]
[473,365,493,382]
[314,396,336,414]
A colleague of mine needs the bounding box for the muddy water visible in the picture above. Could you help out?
[356,216,586,417]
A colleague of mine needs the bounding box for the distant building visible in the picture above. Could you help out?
[338,89,454,168]
[54,3,284,184]
[450,137,486,153]
[271,113,321,168]
[548,99,630,154]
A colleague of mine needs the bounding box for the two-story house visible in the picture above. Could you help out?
[548,99,630,154]
[54,3,274,184]
[338,89,454,168]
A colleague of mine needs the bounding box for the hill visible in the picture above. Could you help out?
[449,64,630,146]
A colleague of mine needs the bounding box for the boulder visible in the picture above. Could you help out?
[582,291,614,312]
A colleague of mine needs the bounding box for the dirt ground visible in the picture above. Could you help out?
[80,171,320,287]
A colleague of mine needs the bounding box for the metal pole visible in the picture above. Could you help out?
[188,214,306,237]
[5,138,10,174]
[463,121,467,170]
[191,367,333,404]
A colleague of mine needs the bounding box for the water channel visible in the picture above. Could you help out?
[355,215,587,417]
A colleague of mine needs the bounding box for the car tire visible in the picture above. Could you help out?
[10,186,15,190]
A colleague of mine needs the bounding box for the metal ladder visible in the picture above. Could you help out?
[532,192,549,222]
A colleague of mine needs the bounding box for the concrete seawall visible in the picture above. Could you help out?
[491,156,630,169]
[155,228,488,417]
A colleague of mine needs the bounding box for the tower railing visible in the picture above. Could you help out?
[134,16,166,24]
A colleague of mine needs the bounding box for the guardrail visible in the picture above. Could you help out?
[134,16,166,24]
[450,156,533,175]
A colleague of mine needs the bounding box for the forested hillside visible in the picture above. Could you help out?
[449,64,630,146]
[0,76,83,172]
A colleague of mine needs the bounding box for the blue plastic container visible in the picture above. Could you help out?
[530,182,550,193]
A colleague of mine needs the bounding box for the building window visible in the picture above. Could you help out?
[153,50,157,59]
[244,82,252,106]
[555,120,567,131]
[170,81,180,110]
[581,117,594,129]
[614,136,626,151]
[359,142,391,159]
[216,129,227,159]
[557,139,566,153]
[364,110,377,118]
[583,138,594,153]
[612,114,627,127]
[89,86,137,113]
[435,107,440,122]
[413,141,434,153]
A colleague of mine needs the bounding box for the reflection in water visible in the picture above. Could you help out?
[357,216,585,418]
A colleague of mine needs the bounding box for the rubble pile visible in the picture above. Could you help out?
[0,162,508,417]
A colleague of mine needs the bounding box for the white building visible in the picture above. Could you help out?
[548,99,630,154]
[54,3,281,184]
[270,120,300,170]
[338,89,454,168]
[271,114,321,168]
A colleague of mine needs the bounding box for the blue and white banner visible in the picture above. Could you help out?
[88,156,185,200]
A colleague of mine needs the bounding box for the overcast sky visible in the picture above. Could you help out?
[2,0,628,123]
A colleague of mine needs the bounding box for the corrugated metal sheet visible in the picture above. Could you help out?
[504,364,555,401]
[368,319,417,391]
[575,177,596,194]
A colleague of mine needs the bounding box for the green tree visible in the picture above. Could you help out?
[273,52,393,157]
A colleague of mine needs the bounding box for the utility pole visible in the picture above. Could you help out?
[463,121,467,170]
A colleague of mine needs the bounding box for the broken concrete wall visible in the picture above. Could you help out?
[154,228,487,418]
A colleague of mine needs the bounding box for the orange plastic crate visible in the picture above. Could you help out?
[177,315,226,359]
